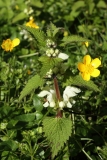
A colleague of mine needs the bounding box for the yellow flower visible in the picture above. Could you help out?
[78,55,101,81]
[64,31,68,37]
[1,38,20,52]
[82,41,89,47]
[26,17,39,29]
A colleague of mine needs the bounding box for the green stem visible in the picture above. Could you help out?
[74,137,93,160]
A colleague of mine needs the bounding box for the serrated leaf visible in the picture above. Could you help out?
[21,25,46,47]
[19,75,43,101]
[39,56,62,76]
[47,22,60,37]
[63,75,100,92]
[61,35,90,46]
[43,117,72,159]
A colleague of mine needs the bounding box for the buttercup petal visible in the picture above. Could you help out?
[78,63,86,72]
[83,55,91,65]
[84,41,89,47]
[81,72,90,81]
[12,38,20,47]
[91,58,101,68]
[90,69,100,77]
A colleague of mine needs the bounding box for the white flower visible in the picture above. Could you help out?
[58,53,69,60]
[63,86,81,108]
[59,101,65,109]
[38,89,56,107]
[38,86,80,109]
[46,69,53,78]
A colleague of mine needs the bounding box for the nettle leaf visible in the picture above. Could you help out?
[39,56,62,77]
[63,75,100,92]
[47,22,60,37]
[43,117,72,159]
[19,75,43,101]
[21,25,46,47]
[60,35,90,46]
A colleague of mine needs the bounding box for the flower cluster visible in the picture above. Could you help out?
[26,17,39,29]
[78,55,101,81]
[38,86,81,109]
[45,47,69,60]
[45,38,69,60]
[46,39,56,48]
[45,69,53,78]
[24,7,34,15]
[1,38,20,52]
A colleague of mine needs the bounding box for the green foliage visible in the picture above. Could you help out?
[43,117,72,159]
[47,22,60,37]
[39,56,62,76]
[15,113,36,122]
[63,75,100,92]
[21,25,46,47]
[61,35,90,46]
[19,74,43,101]
[1,0,107,159]
[12,12,26,23]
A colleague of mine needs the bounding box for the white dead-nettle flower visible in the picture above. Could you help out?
[38,86,81,109]
[20,29,29,40]
[58,53,69,60]
[63,86,81,108]
[46,39,56,48]
[38,89,56,108]
[28,7,34,14]
[46,48,69,60]
[24,7,34,15]
[46,69,53,78]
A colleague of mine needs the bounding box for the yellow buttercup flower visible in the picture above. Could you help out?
[78,55,101,81]
[1,38,20,52]
[82,41,89,47]
[26,17,39,29]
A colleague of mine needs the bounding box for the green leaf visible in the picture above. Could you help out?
[43,117,72,159]
[47,22,60,37]
[0,140,18,151]
[33,95,43,111]
[21,25,46,47]
[39,56,62,76]
[12,12,26,23]
[19,75,43,101]
[63,75,100,92]
[72,1,85,11]
[15,113,35,122]
[97,1,107,8]
[31,0,43,8]
[61,35,90,46]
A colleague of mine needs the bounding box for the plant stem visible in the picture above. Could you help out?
[53,76,61,101]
